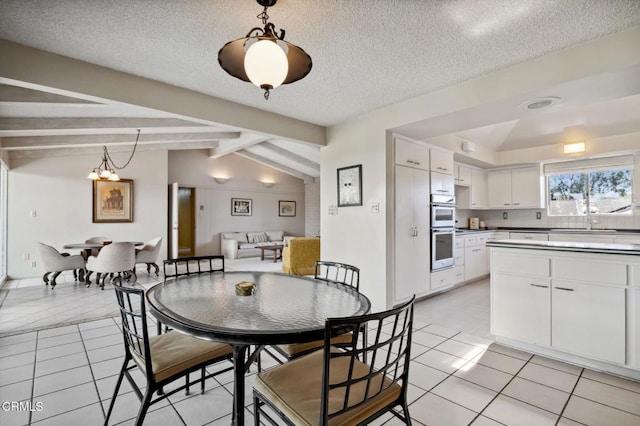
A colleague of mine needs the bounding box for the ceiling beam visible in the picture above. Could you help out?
[0,84,99,104]
[0,117,204,132]
[259,141,320,172]
[235,149,315,183]
[208,134,270,158]
[0,131,239,150]
[8,141,221,159]
[0,40,326,146]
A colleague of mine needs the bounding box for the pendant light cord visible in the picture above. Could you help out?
[104,129,141,170]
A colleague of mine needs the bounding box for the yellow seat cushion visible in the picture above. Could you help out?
[282,237,320,276]
[132,331,232,382]
[276,332,354,358]
[255,349,401,426]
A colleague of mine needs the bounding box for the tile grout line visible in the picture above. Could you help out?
[555,367,585,426]
[467,351,535,425]
[27,329,39,426]
[77,323,107,420]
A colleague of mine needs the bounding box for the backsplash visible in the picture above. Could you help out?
[457,208,640,230]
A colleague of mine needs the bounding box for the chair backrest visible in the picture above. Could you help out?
[90,242,136,273]
[314,261,360,291]
[136,237,162,262]
[320,296,414,424]
[85,236,110,243]
[112,284,154,382]
[37,242,62,269]
[163,255,225,281]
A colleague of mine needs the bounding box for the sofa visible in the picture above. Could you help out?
[282,237,320,275]
[221,231,295,259]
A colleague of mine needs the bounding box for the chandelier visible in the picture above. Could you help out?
[86,130,141,181]
[218,0,312,100]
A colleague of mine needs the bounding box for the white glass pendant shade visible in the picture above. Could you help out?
[87,170,99,180]
[244,39,288,89]
[100,169,112,179]
[108,172,120,181]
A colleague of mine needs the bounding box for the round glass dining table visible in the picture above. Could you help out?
[145,271,371,426]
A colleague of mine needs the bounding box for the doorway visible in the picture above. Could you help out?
[168,184,196,258]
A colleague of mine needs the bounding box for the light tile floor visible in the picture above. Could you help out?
[1,264,639,425]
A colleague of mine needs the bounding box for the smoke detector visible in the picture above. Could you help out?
[521,96,562,111]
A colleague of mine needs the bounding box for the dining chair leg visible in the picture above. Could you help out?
[201,367,206,394]
[42,272,50,285]
[50,271,61,288]
[104,359,128,426]
[134,389,153,426]
[253,394,261,426]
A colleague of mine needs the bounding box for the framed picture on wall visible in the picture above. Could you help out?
[231,198,252,216]
[279,200,296,217]
[337,164,362,207]
[93,179,133,223]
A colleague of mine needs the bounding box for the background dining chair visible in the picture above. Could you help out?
[253,296,415,425]
[85,242,136,289]
[37,242,85,289]
[163,255,224,281]
[268,261,365,362]
[84,236,110,257]
[105,285,234,426]
[134,236,162,276]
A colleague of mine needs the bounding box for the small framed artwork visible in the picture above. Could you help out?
[279,200,296,217]
[231,198,252,216]
[337,164,362,207]
[93,179,133,223]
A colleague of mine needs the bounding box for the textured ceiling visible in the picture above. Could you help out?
[0,1,639,177]
[1,0,639,126]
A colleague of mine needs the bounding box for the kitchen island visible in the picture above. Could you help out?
[488,239,640,380]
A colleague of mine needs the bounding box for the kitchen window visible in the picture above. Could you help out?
[545,156,634,217]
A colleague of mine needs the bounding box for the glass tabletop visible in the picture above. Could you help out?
[145,271,371,345]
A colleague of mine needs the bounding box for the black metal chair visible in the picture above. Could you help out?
[105,285,233,426]
[163,255,225,281]
[269,261,366,362]
[253,296,415,426]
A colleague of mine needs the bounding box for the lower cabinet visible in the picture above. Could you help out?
[492,248,634,373]
[493,273,550,345]
[464,243,487,281]
[552,280,625,364]
[430,268,454,292]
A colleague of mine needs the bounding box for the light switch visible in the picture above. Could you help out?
[370,202,380,213]
[30,210,37,217]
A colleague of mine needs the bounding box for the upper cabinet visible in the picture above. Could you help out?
[395,137,429,171]
[430,148,453,175]
[455,166,487,209]
[430,170,455,196]
[454,163,471,186]
[488,166,545,209]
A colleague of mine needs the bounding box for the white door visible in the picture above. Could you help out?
[168,183,179,259]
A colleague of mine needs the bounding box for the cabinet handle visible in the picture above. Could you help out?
[530,283,548,288]
[524,236,533,239]
[513,203,520,206]
[555,287,574,292]
[504,203,511,206]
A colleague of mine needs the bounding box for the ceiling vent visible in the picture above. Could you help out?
[521,96,562,111]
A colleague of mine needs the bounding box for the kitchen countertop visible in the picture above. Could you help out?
[455,227,640,235]
[487,239,640,255]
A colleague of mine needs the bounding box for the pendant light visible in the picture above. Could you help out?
[218,0,312,100]
[87,130,141,181]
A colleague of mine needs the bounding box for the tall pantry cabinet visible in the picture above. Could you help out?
[394,137,430,303]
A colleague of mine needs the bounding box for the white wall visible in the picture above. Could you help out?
[8,150,168,278]
[304,181,320,237]
[168,151,305,255]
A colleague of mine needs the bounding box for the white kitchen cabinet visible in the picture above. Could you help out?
[453,265,465,285]
[430,171,454,196]
[634,288,640,369]
[552,280,626,364]
[490,231,510,241]
[430,268,454,292]
[394,165,430,303]
[454,163,471,186]
[470,168,487,209]
[510,232,548,241]
[430,148,453,175]
[493,273,551,345]
[464,236,488,281]
[488,166,544,209]
[395,137,429,171]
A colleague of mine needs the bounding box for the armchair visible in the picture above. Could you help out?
[134,237,162,276]
[282,237,320,275]
[85,242,136,289]
[37,243,85,289]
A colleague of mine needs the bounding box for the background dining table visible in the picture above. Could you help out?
[145,271,371,426]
